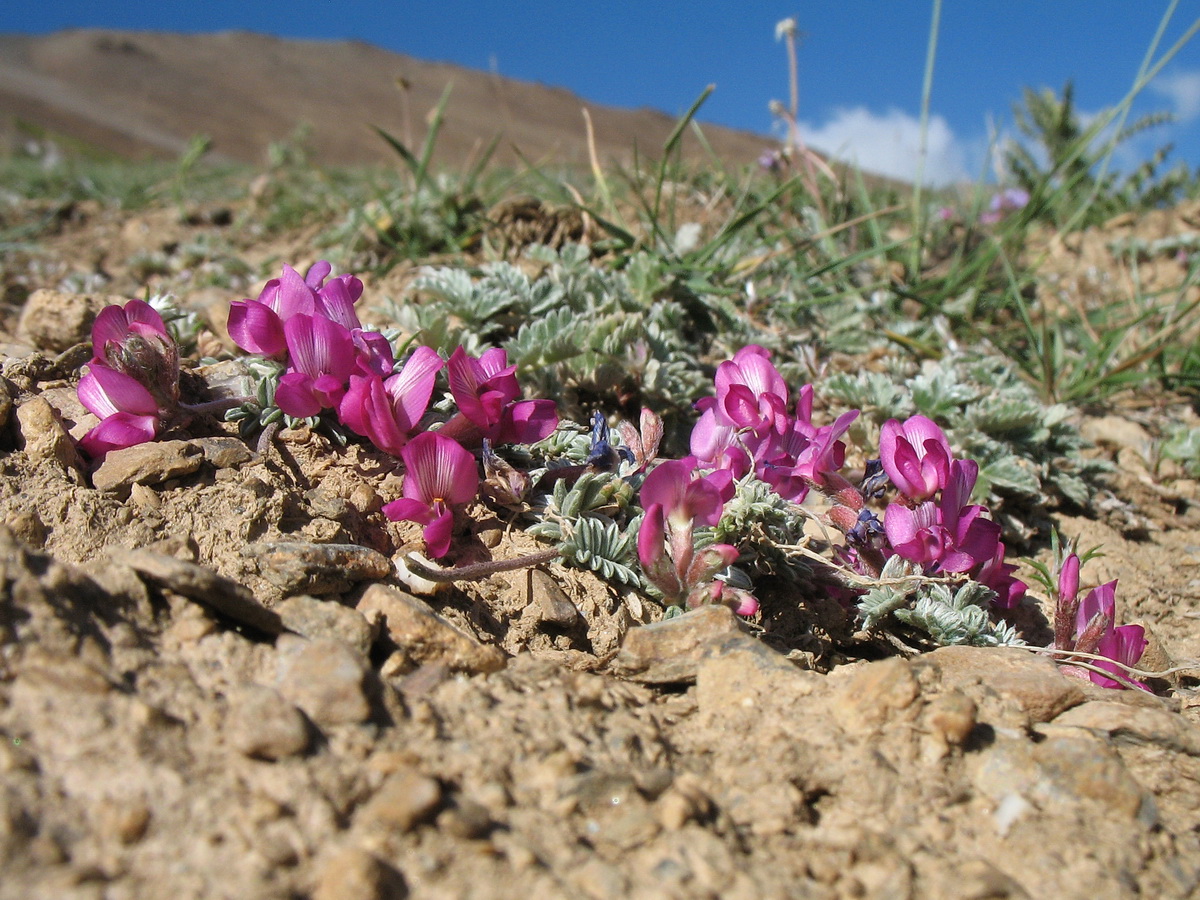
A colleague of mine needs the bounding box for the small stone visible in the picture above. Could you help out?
[1033,735,1148,820]
[357,769,443,833]
[91,440,203,493]
[530,569,580,628]
[832,657,919,733]
[243,541,391,595]
[14,396,85,481]
[437,798,493,839]
[925,690,978,746]
[313,846,407,900]
[611,604,743,684]
[357,584,506,675]
[277,595,378,658]
[114,548,283,635]
[94,798,151,845]
[5,509,46,548]
[190,436,253,469]
[277,637,372,727]
[17,288,113,352]
[225,684,311,760]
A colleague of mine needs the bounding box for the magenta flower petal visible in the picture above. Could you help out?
[1075,581,1118,638]
[304,260,333,289]
[382,496,435,525]
[339,373,409,456]
[421,505,456,558]
[499,400,558,444]
[880,415,952,501]
[314,276,361,331]
[79,412,158,457]
[283,314,356,381]
[401,432,479,506]
[1091,625,1148,689]
[228,299,287,357]
[78,367,159,418]
[274,372,323,418]
[92,299,167,348]
[274,265,319,320]
[1058,554,1081,608]
[640,458,694,518]
[637,504,667,569]
[386,346,445,431]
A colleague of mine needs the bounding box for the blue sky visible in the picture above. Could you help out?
[3,2,1200,185]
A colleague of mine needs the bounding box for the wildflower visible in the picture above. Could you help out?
[338,346,444,457]
[440,346,557,446]
[1053,554,1147,690]
[979,188,1030,225]
[698,344,789,436]
[78,299,181,458]
[77,366,163,457]
[636,457,755,615]
[272,314,358,418]
[382,432,479,558]
[883,459,1002,574]
[879,414,952,502]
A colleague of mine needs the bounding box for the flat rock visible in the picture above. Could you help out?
[243,541,391,595]
[276,636,372,727]
[917,646,1087,727]
[113,548,283,635]
[696,632,818,714]
[16,288,114,352]
[611,604,743,684]
[313,847,407,900]
[277,595,377,658]
[190,436,253,469]
[225,684,310,760]
[1052,700,1200,755]
[357,584,506,675]
[92,440,204,492]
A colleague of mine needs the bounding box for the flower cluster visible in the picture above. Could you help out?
[228,262,558,558]
[77,300,181,458]
[1053,553,1148,690]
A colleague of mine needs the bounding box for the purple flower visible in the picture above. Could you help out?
[441,346,557,446]
[698,344,789,436]
[273,314,358,418]
[883,459,1002,574]
[636,458,754,615]
[338,346,444,457]
[77,365,162,457]
[879,415,952,502]
[382,432,479,558]
[979,188,1030,225]
[77,299,182,458]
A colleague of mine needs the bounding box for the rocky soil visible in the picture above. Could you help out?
[1,195,1200,899]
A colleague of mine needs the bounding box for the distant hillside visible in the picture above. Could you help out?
[0,29,774,170]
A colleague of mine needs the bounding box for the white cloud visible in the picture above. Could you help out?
[797,106,971,186]
[1151,69,1200,122]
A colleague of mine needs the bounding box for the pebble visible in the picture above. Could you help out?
[696,631,817,715]
[530,569,580,628]
[611,604,743,684]
[357,768,443,833]
[114,548,283,635]
[91,440,204,493]
[189,436,253,469]
[357,584,507,675]
[225,684,311,760]
[276,595,378,658]
[16,288,113,352]
[312,846,406,900]
[437,797,493,839]
[243,541,391,595]
[14,396,85,482]
[831,657,919,734]
[276,636,372,727]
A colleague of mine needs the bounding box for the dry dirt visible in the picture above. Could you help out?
[1,197,1200,900]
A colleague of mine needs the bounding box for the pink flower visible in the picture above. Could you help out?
[77,365,162,457]
[273,314,358,418]
[338,346,445,457]
[636,458,752,614]
[697,345,789,436]
[382,432,479,558]
[883,459,1002,574]
[441,346,558,446]
[1072,580,1148,690]
[879,415,953,502]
